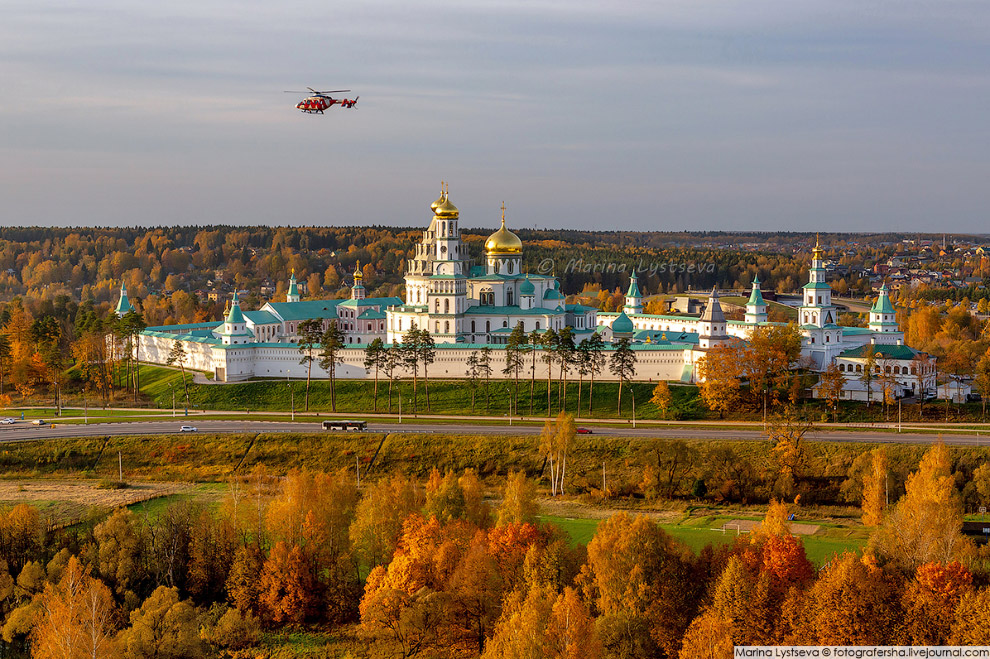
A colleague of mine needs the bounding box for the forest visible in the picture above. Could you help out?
[0,437,988,658]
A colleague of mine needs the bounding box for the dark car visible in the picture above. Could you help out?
[576,427,593,434]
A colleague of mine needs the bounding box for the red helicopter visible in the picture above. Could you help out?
[285,87,359,114]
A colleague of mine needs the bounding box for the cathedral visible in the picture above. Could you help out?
[127,188,934,399]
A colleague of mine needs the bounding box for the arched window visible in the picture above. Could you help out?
[486,321,491,333]
[535,321,541,330]
[856,364,862,373]
[507,289,513,306]
[435,299,440,313]
[436,322,440,333]
[471,320,476,332]
[503,321,508,328]
[444,299,449,314]
[445,321,450,333]
[911,367,917,375]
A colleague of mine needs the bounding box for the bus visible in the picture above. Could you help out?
[322,420,368,431]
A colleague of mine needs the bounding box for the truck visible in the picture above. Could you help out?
[322,420,368,431]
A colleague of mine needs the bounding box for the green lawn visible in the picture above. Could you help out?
[541,514,867,566]
[160,376,710,421]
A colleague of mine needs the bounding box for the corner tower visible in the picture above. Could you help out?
[287,270,301,303]
[114,281,134,317]
[745,275,768,324]
[624,272,643,314]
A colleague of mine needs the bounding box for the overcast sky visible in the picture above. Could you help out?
[2,0,989,232]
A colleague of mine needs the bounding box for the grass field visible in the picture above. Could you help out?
[542,514,867,566]
[160,375,710,421]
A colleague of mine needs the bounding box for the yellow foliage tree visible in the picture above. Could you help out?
[496,471,539,527]
[649,381,671,419]
[31,556,118,659]
[861,448,888,527]
[871,441,971,569]
[697,344,744,418]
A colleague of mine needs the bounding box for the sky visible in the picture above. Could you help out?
[2,0,989,232]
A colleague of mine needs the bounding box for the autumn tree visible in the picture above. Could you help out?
[117,586,204,659]
[818,362,845,422]
[861,447,888,527]
[765,407,811,499]
[902,561,973,645]
[649,381,671,419]
[350,474,423,570]
[496,471,538,527]
[788,552,903,645]
[225,544,264,615]
[580,513,699,657]
[94,508,145,597]
[871,441,971,569]
[31,556,118,659]
[745,324,802,415]
[483,584,600,659]
[258,541,321,624]
[540,413,576,496]
[698,342,744,418]
[950,588,990,644]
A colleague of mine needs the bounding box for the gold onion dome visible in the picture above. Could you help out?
[431,181,447,213]
[485,203,522,255]
[434,183,459,219]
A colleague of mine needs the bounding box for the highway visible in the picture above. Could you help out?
[1,419,987,446]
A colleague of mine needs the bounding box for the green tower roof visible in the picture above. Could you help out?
[225,291,245,324]
[626,272,642,299]
[114,282,134,316]
[747,276,766,307]
[871,283,895,315]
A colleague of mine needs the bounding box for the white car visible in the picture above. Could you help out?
[179,425,197,432]
[0,418,15,425]
[31,419,47,426]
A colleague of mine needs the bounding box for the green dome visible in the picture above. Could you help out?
[519,276,535,296]
[612,312,634,334]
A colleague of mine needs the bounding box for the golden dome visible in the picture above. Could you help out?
[434,183,459,219]
[431,181,446,213]
[485,203,522,255]
[435,196,458,219]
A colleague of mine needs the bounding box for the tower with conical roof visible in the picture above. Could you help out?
[351,261,366,300]
[698,287,729,348]
[745,275,767,324]
[113,281,134,317]
[624,271,643,314]
[869,282,901,341]
[286,270,300,303]
[216,291,253,345]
